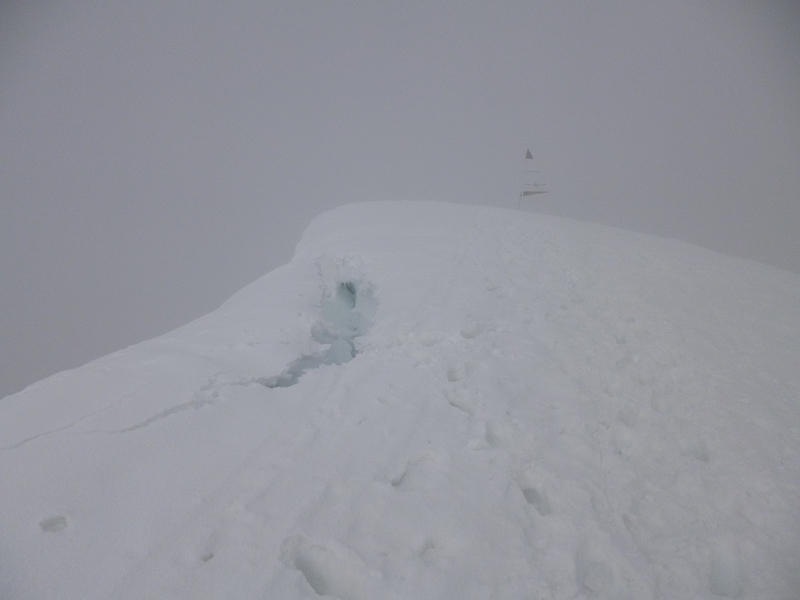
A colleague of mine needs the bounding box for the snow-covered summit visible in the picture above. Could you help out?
[2,202,799,599]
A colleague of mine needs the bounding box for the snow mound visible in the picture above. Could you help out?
[1,201,798,599]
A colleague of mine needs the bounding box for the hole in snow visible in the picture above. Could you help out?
[263,280,375,388]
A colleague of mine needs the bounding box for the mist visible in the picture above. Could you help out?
[2,1,799,399]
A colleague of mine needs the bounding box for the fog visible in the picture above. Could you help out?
[2,1,799,399]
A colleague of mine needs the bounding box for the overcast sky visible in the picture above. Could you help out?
[2,1,799,398]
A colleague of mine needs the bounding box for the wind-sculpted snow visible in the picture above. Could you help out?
[264,273,376,388]
[1,202,799,599]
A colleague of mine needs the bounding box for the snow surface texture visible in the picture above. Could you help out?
[1,202,799,599]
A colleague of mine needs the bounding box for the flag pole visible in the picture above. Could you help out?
[518,149,547,209]
[518,149,529,209]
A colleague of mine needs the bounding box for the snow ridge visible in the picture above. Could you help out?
[1,202,798,600]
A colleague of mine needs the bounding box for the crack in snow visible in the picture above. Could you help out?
[107,374,258,434]
[102,275,377,433]
[110,395,219,434]
[263,278,376,389]
[0,382,156,451]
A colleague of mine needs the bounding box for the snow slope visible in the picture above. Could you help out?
[2,202,799,599]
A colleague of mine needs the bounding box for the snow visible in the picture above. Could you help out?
[1,201,799,599]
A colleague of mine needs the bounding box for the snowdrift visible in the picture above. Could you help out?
[1,202,799,599]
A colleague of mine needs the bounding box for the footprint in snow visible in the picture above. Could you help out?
[517,468,554,517]
[280,535,376,600]
[575,540,638,598]
[460,321,488,340]
[467,420,514,450]
[520,485,552,517]
[390,452,443,490]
